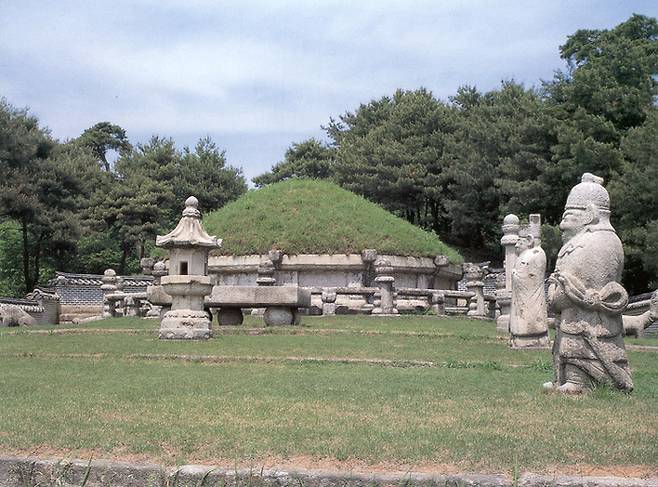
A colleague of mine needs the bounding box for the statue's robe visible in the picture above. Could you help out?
[510,247,548,340]
[547,227,632,391]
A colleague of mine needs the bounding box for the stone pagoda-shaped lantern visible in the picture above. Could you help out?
[156,196,221,339]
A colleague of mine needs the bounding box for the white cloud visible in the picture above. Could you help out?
[1,0,656,176]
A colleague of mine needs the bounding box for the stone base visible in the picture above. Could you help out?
[217,307,243,326]
[510,334,550,349]
[159,309,212,339]
[496,314,510,334]
[372,307,398,315]
[263,306,297,326]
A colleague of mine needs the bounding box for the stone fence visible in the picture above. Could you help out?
[0,288,60,325]
[307,287,496,318]
[48,271,153,322]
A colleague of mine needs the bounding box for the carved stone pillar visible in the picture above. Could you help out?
[372,258,398,315]
[140,257,154,276]
[256,258,276,286]
[497,214,520,332]
[495,272,510,332]
[321,288,337,316]
[101,269,118,318]
[465,263,485,317]
[361,249,378,286]
[152,261,167,285]
[430,291,445,316]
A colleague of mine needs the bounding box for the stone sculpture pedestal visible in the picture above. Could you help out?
[159,275,213,339]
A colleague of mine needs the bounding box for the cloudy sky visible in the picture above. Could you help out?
[1,1,656,182]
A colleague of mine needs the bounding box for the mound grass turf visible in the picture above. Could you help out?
[203,179,462,262]
[0,315,657,474]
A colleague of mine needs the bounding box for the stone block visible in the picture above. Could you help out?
[206,285,311,308]
[263,306,295,326]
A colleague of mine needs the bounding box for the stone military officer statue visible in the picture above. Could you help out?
[545,173,632,393]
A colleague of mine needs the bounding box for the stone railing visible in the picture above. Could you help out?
[311,286,494,319]
[101,268,162,319]
[208,250,462,291]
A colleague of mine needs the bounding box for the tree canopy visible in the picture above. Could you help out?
[0,101,247,294]
[252,14,658,291]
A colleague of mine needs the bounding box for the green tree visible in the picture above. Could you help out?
[252,138,335,187]
[77,122,132,171]
[89,137,178,273]
[540,14,658,221]
[0,99,101,293]
[328,88,456,235]
[0,220,24,296]
[88,136,246,273]
[609,107,658,293]
[440,82,555,252]
[175,137,247,213]
[553,14,658,131]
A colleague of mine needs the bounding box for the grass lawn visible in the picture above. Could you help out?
[0,315,657,475]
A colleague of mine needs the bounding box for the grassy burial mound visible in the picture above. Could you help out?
[203,179,462,262]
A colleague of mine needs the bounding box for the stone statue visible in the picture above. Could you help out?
[622,290,658,337]
[545,173,632,394]
[509,230,549,348]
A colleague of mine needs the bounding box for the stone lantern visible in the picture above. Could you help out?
[156,196,221,339]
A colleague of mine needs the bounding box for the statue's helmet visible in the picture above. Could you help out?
[565,173,610,211]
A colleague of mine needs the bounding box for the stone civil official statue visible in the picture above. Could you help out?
[509,230,549,348]
[545,173,632,394]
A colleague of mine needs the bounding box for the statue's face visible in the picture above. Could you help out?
[559,209,590,243]
[515,236,532,253]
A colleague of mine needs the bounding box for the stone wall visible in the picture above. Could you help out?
[49,271,153,322]
[0,288,60,325]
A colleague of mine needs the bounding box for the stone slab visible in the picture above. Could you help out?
[206,285,311,308]
[0,456,655,487]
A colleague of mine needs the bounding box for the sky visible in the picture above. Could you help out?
[1,1,657,183]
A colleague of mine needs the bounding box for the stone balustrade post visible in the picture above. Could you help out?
[430,291,445,316]
[321,288,337,316]
[152,262,167,285]
[361,249,378,287]
[372,258,398,315]
[100,269,118,318]
[125,296,140,317]
[256,258,276,286]
[140,257,155,276]
[114,277,126,316]
[464,263,486,317]
[433,255,449,289]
